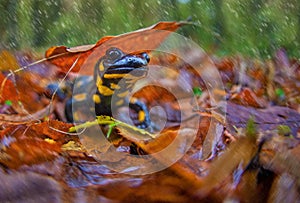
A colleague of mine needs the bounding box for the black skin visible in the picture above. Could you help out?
[65,47,151,129]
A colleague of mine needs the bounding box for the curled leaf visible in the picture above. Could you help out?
[45,21,187,75]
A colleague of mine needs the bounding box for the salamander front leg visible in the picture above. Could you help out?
[65,99,74,122]
[129,97,151,129]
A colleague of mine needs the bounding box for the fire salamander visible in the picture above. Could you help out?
[65,47,151,128]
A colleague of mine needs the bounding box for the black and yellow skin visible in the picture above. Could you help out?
[65,47,151,128]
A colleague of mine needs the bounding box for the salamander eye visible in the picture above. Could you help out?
[106,48,122,61]
[142,52,150,63]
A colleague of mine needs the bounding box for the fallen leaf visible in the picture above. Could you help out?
[230,87,266,108]
[0,138,61,169]
[0,73,18,104]
[0,50,20,71]
[195,136,257,199]
[45,21,187,75]
[0,120,73,169]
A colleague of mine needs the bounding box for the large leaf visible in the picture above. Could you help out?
[45,21,187,75]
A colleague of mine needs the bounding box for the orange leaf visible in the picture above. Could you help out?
[231,87,266,108]
[0,121,72,169]
[0,73,18,104]
[0,138,61,169]
[45,21,187,75]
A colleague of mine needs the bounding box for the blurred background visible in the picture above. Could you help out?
[0,0,299,58]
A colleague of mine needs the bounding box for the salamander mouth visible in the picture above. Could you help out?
[105,66,148,77]
[105,54,149,76]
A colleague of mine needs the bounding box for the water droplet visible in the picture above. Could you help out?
[107,7,113,13]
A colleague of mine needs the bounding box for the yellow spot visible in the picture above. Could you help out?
[61,141,82,151]
[73,93,87,102]
[73,112,80,121]
[117,90,129,98]
[115,99,124,106]
[93,94,101,104]
[130,97,137,103]
[110,83,120,90]
[75,80,83,88]
[125,75,138,80]
[96,75,103,86]
[104,73,127,79]
[75,77,93,88]
[98,85,114,96]
[98,61,105,72]
[44,138,56,144]
[138,110,146,122]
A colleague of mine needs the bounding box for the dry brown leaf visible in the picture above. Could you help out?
[45,21,187,75]
[230,87,266,108]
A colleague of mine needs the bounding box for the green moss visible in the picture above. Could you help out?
[245,116,257,140]
[277,125,291,136]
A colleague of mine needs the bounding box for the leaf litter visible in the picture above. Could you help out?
[0,21,300,202]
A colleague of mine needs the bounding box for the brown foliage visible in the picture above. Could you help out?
[0,22,300,202]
